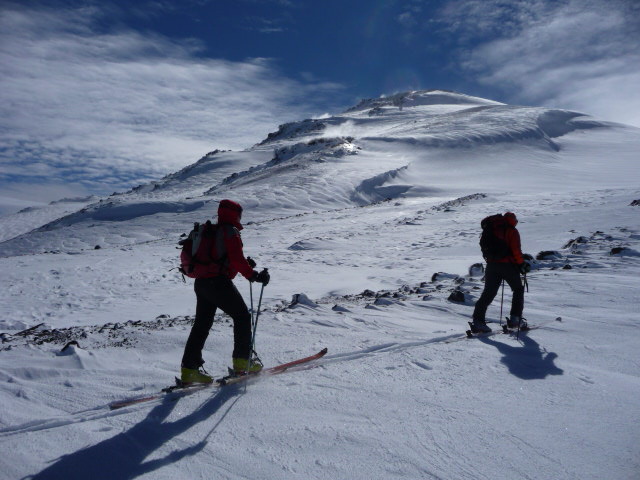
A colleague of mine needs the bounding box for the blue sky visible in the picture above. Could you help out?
[1,0,639,214]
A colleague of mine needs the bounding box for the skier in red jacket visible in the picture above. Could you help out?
[180,199,270,383]
[472,212,529,333]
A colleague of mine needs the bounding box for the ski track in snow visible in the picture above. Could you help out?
[1,90,640,480]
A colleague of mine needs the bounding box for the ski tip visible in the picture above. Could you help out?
[319,347,328,355]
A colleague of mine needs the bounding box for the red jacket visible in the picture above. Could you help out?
[491,212,524,265]
[217,200,255,280]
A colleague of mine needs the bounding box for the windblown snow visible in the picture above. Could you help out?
[1,90,639,480]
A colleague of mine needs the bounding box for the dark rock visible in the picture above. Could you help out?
[448,290,465,303]
[536,250,562,260]
[61,341,80,352]
[563,236,589,249]
[468,263,484,277]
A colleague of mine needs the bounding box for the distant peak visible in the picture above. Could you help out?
[345,89,503,113]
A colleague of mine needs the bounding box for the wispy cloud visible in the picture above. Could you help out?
[436,0,640,126]
[395,0,428,44]
[245,16,288,33]
[0,2,343,211]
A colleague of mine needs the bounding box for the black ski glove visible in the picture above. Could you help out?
[251,269,270,286]
[518,262,531,274]
[246,257,257,268]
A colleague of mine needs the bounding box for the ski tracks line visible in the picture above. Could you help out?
[0,404,133,438]
[319,332,469,366]
[315,320,559,368]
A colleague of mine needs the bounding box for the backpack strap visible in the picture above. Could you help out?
[190,222,206,257]
[214,225,229,268]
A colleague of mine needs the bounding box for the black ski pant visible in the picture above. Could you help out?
[181,276,252,369]
[473,262,524,322]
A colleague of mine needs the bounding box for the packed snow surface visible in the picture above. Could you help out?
[1,90,639,480]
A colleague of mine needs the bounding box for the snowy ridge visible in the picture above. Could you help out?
[1,90,640,479]
[213,137,359,193]
[345,89,504,112]
[350,165,410,203]
[0,90,626,257]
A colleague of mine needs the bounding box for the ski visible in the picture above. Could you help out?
[217,347,328,385]
[501,323,528,334]
[109,347,328,410]
[465,322,539,338]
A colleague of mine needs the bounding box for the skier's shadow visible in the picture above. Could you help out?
[479,332,564,380]
[24,384,244,480]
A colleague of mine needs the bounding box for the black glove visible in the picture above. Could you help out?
[251,269,270,286]
[518,262,531,274]
[246,257,257,268]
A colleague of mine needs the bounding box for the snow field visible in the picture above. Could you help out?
[2,186,638,479]
[1,90,639,479]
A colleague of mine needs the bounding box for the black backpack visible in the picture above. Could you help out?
[179,221,228,278]
[479,214,511,261]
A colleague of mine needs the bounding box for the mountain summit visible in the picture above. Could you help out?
[0,89,638,256]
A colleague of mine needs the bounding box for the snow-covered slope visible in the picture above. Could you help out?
[1,90,636,257]
[1,90,639,480]
[0,195,98,243]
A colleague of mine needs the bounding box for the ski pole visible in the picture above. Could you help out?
[499,280,505,326]
[249,279,254,325]
[516,272,529,341]
[248,269,267,371]
[251,282,265,350]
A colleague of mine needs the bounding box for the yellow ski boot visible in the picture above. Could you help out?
[180,367,213,384]
[232,357,263,375]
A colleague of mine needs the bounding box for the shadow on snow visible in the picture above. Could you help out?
[24,385,243,480]
[478,332,564,380]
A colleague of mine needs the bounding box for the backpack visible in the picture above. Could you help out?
[479,214,511,261]
[179,220,228,278]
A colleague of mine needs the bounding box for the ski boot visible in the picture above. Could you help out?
[506,315,528,330]
[180,366,213,384]
[232,357,264,376]
[469,319,492,334]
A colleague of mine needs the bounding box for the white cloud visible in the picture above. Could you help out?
[438,0,640,126]
[0,3,344,203]
[437,0,543,39]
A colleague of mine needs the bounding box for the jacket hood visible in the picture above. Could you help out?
[504,211,518,227]
[218,199,243,230]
